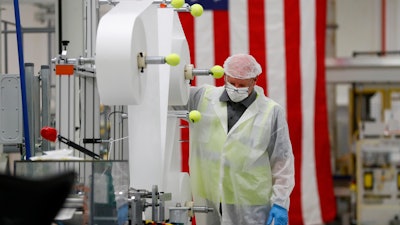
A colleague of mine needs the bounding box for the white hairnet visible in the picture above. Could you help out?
[223,53,262,79]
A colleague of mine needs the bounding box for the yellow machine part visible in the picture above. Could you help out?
[364,172,373,190]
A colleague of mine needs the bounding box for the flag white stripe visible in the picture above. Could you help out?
[195,11,215,86]
[183,1,334,223]
[300,0,322,224]
[229,0,249,54]
[266,0,286,109]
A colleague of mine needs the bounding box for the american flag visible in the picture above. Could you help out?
[178,0,337,224]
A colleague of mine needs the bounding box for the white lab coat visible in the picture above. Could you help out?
[187,84,294,225]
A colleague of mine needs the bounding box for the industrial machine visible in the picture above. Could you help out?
[356,139,400,225]
[326,57,400,225]
[5,0,221,224]
[14,159,213,225]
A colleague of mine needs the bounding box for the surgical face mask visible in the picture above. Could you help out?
[225,82,249,102]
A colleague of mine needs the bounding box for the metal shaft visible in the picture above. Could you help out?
[192,69,211,76]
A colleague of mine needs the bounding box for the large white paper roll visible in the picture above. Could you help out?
[168,37,191,106]
[178,172,192,203]
[96,1,152,105]
[157,9,190,106]
[168,12,190,106]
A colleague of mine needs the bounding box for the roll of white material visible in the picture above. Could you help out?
[168,37,190,106]
[96,1,152,105]
[178,172,192,203]
[167,13,190,106]
[163,172,192,215]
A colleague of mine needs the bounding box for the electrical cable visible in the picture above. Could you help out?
[13,0,32,159]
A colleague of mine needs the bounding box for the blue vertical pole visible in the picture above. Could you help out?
[13,0,31,160]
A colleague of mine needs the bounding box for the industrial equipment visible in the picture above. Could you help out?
[7,1,218,224]
[13,160,212,225]
[356,139,400,224]
[127,186,213,225]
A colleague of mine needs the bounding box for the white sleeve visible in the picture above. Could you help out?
[268,106,295,209]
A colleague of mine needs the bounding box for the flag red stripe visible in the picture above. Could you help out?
[314,0,336,222]
[213,10,230,87]
[180,120,190,173]
[248,0,267,92]
[284,0,304,224]
[178,12,194,173]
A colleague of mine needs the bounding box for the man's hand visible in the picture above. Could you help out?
[266,204,288,225]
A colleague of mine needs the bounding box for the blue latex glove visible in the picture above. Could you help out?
[117,204,128,225]
[266,204,288,225]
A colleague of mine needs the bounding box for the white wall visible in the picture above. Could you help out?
[336,0,381,57]
[335,0,400,106]
[0,2,56,74]
[386,0,400,50]
[336,0,400,57]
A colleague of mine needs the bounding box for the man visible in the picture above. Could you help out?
[186,53,295,225]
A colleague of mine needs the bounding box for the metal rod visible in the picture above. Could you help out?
[25,63,35,155]
[146,56,165,64]
[168,110,188,118]
[174,7,191,13]
[75,66,96,78]
[41,65,51,151]
[79,57,95,65]
[57,134,102,159]
[4,22,8,73]
[153,0,172,4]
[192,206,214,213]
[33,65,41,154]
[152,185,158,221]
[192,69,211,76]
[1,27,55,34]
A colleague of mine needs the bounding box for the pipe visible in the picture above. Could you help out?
[57,135,102,159]
[381,0,386,55]
[13,0,32,159]
[58,0,62,54]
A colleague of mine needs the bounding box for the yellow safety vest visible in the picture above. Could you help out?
[189,85,278,205]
